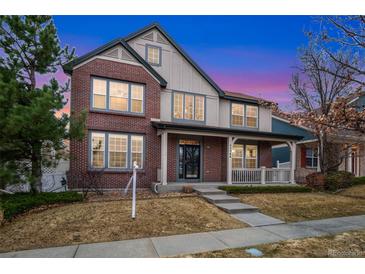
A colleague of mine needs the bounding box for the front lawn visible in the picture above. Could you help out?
[181,229,365,258]
[236,186,365,222]
[0,196,245,253]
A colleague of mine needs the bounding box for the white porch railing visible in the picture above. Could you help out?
[232,167,291,184]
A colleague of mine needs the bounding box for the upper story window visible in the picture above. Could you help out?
[91,78,144,114]
[306,147,318,168]
[90,131,144,170]
[173,92,205,122]
[231,103,258,129]
[146,45,161,66]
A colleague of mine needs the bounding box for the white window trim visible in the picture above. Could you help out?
[108,134,128,169]
[231,144,258,169]
[231,102,259,129]
[246,105,259,128]
[231,103,245,127]
[245,145,258,168]
[306,147,318,168]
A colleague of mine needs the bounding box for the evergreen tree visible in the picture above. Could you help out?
[0,16,86,193]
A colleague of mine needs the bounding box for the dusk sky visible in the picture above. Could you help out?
[49,16,319,113]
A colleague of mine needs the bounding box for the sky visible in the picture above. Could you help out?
[50,15,319,113]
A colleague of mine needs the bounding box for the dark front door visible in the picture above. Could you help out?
[178,144,200,180]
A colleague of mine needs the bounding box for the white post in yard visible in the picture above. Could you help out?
[132,161,138,219]
[261,166,266,184]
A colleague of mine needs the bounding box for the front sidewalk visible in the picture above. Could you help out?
[1,215,365,258]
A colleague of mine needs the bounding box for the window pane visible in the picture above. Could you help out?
[232,158,243,169]
[232,103,244,126]
[232,103,244,115]
[306,158,313,167]
[306,148,313,157]
[246,105,258,117]
[93,94,106,109]
[92,133,105,168]
[184,95,194,120]
[109,81,128,111]
[93,79,107,95]
[108,134,127,168]
[232,144,243,158]
[246,145,257,158]
[246,117,257,128]
[195,96,205,121]
[245,159,257,168]
[147,46,160,64]
[131,136,143,168]
[131,85,144,113]
[173,93,184,119]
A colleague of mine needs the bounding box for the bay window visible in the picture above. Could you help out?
[91,77,144,114]
[90,131,144,169]
[173,92,205,122]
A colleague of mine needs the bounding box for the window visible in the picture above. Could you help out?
[246,105,258,128]
[131,84,144,113]
[131,136,143,168]
[91,133,105,168]
[92,79,107,109]
[90,132,144,169]
[173,92,184,119]
[173,92,205,122]
[109,81,128,111]
[245,145,258,168]
[231,103,259,129]
[146,45,161,65]
[184,94,194,120]
[231,103,244,127]
[108,134,127,168]
[306,148,318,168]
[231,144,258,169]
[232,144,244,169]
[91,78,144,114]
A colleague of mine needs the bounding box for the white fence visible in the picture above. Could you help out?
[232,167,291,184]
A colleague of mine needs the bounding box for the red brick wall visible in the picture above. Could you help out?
[203,136,226,182]
[259,141,272,168]
[69,58,161,189]
[167,134,177,182]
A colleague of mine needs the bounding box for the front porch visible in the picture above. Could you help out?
[153,121,301,187]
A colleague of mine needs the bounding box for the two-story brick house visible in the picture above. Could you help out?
[63,23,302,190]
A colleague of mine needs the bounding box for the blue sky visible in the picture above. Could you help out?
[52,16,318,111]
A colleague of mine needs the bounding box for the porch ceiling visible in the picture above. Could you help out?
[152,121,303,142]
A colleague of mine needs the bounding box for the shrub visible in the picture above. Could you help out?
[219,185,312,194]
[0,192,83,221]
[351,176,365,186]
[325,171,355,191]
[305,172,326,190]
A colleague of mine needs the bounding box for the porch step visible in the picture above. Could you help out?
[193,187,226,196]
[232,212,285,227]
[216,203,259,214]
[202,194,240,204]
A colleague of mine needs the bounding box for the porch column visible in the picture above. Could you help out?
[347,145,353,173]
[289,141,296,184]
[161,131,168,185]
[227,136,233,184]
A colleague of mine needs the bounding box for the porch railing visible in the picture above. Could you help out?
[232,167,291,184]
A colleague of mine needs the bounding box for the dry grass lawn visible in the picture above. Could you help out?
[0,197,245,253]
[184,230,365,258]
[338,184,365,199]
[237,191,365,222]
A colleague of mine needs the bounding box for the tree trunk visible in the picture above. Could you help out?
[30,145,42,193]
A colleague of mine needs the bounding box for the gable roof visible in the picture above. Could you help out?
[62,38,167,87]
[124,23,226,97]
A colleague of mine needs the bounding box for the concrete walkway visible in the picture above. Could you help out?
[194,187,285,226]
[1,215,364,258]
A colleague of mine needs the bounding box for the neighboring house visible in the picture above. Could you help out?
[62,23,303,190]
[272,93,365,183]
